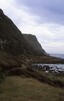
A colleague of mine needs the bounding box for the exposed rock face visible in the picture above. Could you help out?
[23,34,46,55]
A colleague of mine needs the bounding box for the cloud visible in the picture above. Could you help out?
[15,0,64,24]
[0,0,64,54]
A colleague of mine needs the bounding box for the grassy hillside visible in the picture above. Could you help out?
[0,9,64,101]
[0,76,64,101]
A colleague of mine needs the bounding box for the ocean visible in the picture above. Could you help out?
[48,54,64,70]
[50,54,64,59]
[33,54,64,71]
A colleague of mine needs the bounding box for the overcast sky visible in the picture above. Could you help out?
[0,0,64,54]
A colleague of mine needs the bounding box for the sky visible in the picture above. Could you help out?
[0,0,64,54]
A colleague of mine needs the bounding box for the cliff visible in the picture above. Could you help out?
[23,34,46,55]
[0,9,46,56]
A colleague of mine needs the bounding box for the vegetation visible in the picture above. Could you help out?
[3,63,63,88]
[31,55,64,64]
[0,61,64,100]
[0,9,64,101]
[0,67,4,83]
[0,76,64,101]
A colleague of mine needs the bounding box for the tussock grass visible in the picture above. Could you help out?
[0,76,64,101]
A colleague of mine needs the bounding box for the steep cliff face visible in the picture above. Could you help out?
[23,34,46,55]
[0,9,46,56]
[0,9,25,54]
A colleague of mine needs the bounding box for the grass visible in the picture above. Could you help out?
[31,55,64,64]
[0,51,64,101]
[38,70,64,82]
[0,76,64,101]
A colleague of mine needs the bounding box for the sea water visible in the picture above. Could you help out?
[47,54,64,70]
[33,54,64,71]
[50,54,64,59]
